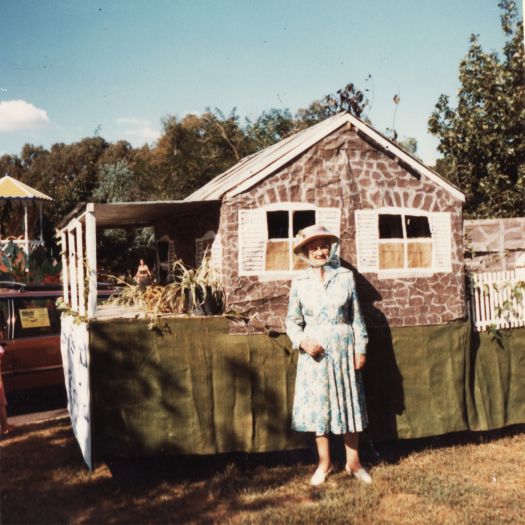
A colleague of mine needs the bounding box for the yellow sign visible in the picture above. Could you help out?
[19,308,51,328]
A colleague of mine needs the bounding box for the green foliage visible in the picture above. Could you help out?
[148,109,259,199]
[92,160,142,203]
[428,1,525,218]
[244,108,298,149]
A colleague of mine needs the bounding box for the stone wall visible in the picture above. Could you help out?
[218,124,466,333]
[464,218,525,271]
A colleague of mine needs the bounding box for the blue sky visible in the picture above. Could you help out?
[0,0,518,164]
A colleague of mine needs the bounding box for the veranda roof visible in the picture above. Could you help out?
[185,111,465,202]
[0,175,53,201]
[59,200,220,229]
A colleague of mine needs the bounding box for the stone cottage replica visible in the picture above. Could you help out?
[61,111,467,332]
[59,113,525,469]
[171,111,466,332]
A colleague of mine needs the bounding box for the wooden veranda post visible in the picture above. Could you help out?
[76,220,86,317]
[85,204,98,319]
[39,201,43,242]
[68,224,78,312]
[60,230,69,305]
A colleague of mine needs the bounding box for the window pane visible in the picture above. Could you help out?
[379,214,403,239]
[405,216,431,238]
[267,211,289,239]
[407,242,432,268]
[379,242,405,269]
[265,240,290,270]
[14,298,60,338]
[293,210,316,236]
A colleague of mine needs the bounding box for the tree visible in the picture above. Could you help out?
[148,109,257,199]
[244,108,297,149]
[296,82,369,127]
[92,161,140,203]
[428,0,524,218]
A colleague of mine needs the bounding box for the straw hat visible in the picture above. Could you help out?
[293,224,339,254]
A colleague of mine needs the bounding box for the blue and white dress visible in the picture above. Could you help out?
[285,264,368,435]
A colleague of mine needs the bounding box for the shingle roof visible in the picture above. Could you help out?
[185,112,464,202]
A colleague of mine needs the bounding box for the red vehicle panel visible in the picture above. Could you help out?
[0,283,113,393]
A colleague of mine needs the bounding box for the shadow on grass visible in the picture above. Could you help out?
[1,419,316,524]
[2,417,524,525]
[370,423,525,465]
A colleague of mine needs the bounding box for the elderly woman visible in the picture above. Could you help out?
[286,224,371,486]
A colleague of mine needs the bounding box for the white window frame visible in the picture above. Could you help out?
[238,203,341,279]
[355,207,452,278]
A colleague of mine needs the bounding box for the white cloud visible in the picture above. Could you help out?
[0,100,50,132]
[116,117,161,145]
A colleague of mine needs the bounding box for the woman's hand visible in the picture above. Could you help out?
[354,354,366,370]
[300,339,324,358]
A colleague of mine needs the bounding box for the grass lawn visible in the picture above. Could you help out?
[1,419,524,524]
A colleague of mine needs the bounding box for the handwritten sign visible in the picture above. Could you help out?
[60,315,92,470]
[19,308,50,328]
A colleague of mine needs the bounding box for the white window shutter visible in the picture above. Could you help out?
[317,207,341,237]
[430,212,452,272]
[238,209,266,275]
[355,210,378,272]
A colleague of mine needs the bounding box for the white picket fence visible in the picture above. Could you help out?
[469,268,525,331]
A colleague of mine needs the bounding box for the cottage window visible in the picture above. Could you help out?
[265,210,317,271]
[378,214,432,270]
[238,204,340,277]
[356,208,452,276]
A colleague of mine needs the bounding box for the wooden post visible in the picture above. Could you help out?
[23,200,29,256]
[60,230,69,305]
[39,201,43,243]
[68,224,78,312]
[85,204,98,320]
[76,220,86,316]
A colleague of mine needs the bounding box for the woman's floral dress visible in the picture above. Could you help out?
[286,265,368,435]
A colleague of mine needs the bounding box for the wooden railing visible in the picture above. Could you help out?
[0,239,45,254]
[469,269,525,331]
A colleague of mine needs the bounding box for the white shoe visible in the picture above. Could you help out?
[346,465,372,484]
[310,466,333,486]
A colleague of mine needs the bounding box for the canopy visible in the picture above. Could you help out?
[0,175,52,201]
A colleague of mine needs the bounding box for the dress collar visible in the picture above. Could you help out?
[307,263,340,287]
